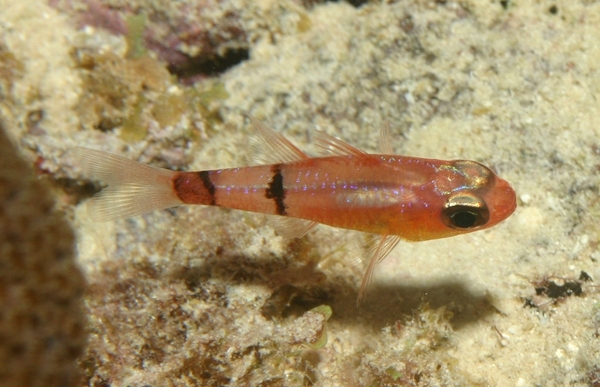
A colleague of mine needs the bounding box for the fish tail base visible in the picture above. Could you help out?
[173,171,217,206]
[72,147,183,221]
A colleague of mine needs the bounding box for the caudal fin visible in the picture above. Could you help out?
[72,147,183,221]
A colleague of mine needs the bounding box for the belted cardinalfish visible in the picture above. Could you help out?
[73,117,517,303]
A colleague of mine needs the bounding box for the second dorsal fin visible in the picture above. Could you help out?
[248,116,309,165]
[313,131,367,157]
[379,122,393,154]
[314,123,395,157]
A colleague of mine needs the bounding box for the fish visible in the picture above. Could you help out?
[73,117,517,304]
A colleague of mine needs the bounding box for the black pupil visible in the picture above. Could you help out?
[450,210,479,228]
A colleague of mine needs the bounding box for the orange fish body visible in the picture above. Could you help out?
[74,117,516,303]
[174,155,515,241]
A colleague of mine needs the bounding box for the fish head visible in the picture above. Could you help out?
[435,160,517,237]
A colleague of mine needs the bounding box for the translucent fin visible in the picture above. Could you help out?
[268,217,317,238]
[379,121,393,154]
[248,116,309,165]
[313,131,367,157]
[357,235,401,306]
[71,147,182,221]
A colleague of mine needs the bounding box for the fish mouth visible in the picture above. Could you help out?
[487,178,517,225]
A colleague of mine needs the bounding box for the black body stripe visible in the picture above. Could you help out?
[265,164,287,215]
[198,171,217,206]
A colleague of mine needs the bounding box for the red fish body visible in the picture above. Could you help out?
[74,117,517,303]
[174,155,515,241]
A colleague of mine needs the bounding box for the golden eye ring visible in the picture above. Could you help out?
[441,194,490,229]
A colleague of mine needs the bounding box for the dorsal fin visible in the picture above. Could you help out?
[315,123,395,157]
[248,116,309,165]
[379,122,393,154]
[313,131,367,157]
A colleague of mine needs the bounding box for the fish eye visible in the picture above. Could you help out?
[442,194,490,229]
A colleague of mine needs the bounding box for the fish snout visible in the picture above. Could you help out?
[487,177,517,226]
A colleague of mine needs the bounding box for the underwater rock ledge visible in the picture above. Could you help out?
[0,122,86,387]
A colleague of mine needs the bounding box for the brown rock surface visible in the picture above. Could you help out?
[0,124,86,387]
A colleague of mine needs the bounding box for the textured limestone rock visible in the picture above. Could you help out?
[0,124,86,387]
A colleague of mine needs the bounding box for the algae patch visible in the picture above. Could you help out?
[74,47,229,142]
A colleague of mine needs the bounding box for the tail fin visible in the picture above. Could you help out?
[72,147,183,221]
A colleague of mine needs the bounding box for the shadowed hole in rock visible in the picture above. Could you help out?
[167,48,249,82]
[302,0,369,8]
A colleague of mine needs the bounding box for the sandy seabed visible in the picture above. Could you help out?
[1,0,600,386]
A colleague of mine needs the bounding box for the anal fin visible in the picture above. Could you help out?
[268,216,317,239]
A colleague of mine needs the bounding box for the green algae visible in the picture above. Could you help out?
[126,13,147,59]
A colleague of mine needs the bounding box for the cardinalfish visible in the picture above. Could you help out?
[73,117,517,303]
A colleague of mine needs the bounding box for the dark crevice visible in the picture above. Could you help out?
[167,48,249,81]
[344,0,369,7]
[39,176,100,206]
[301,0,369,8]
